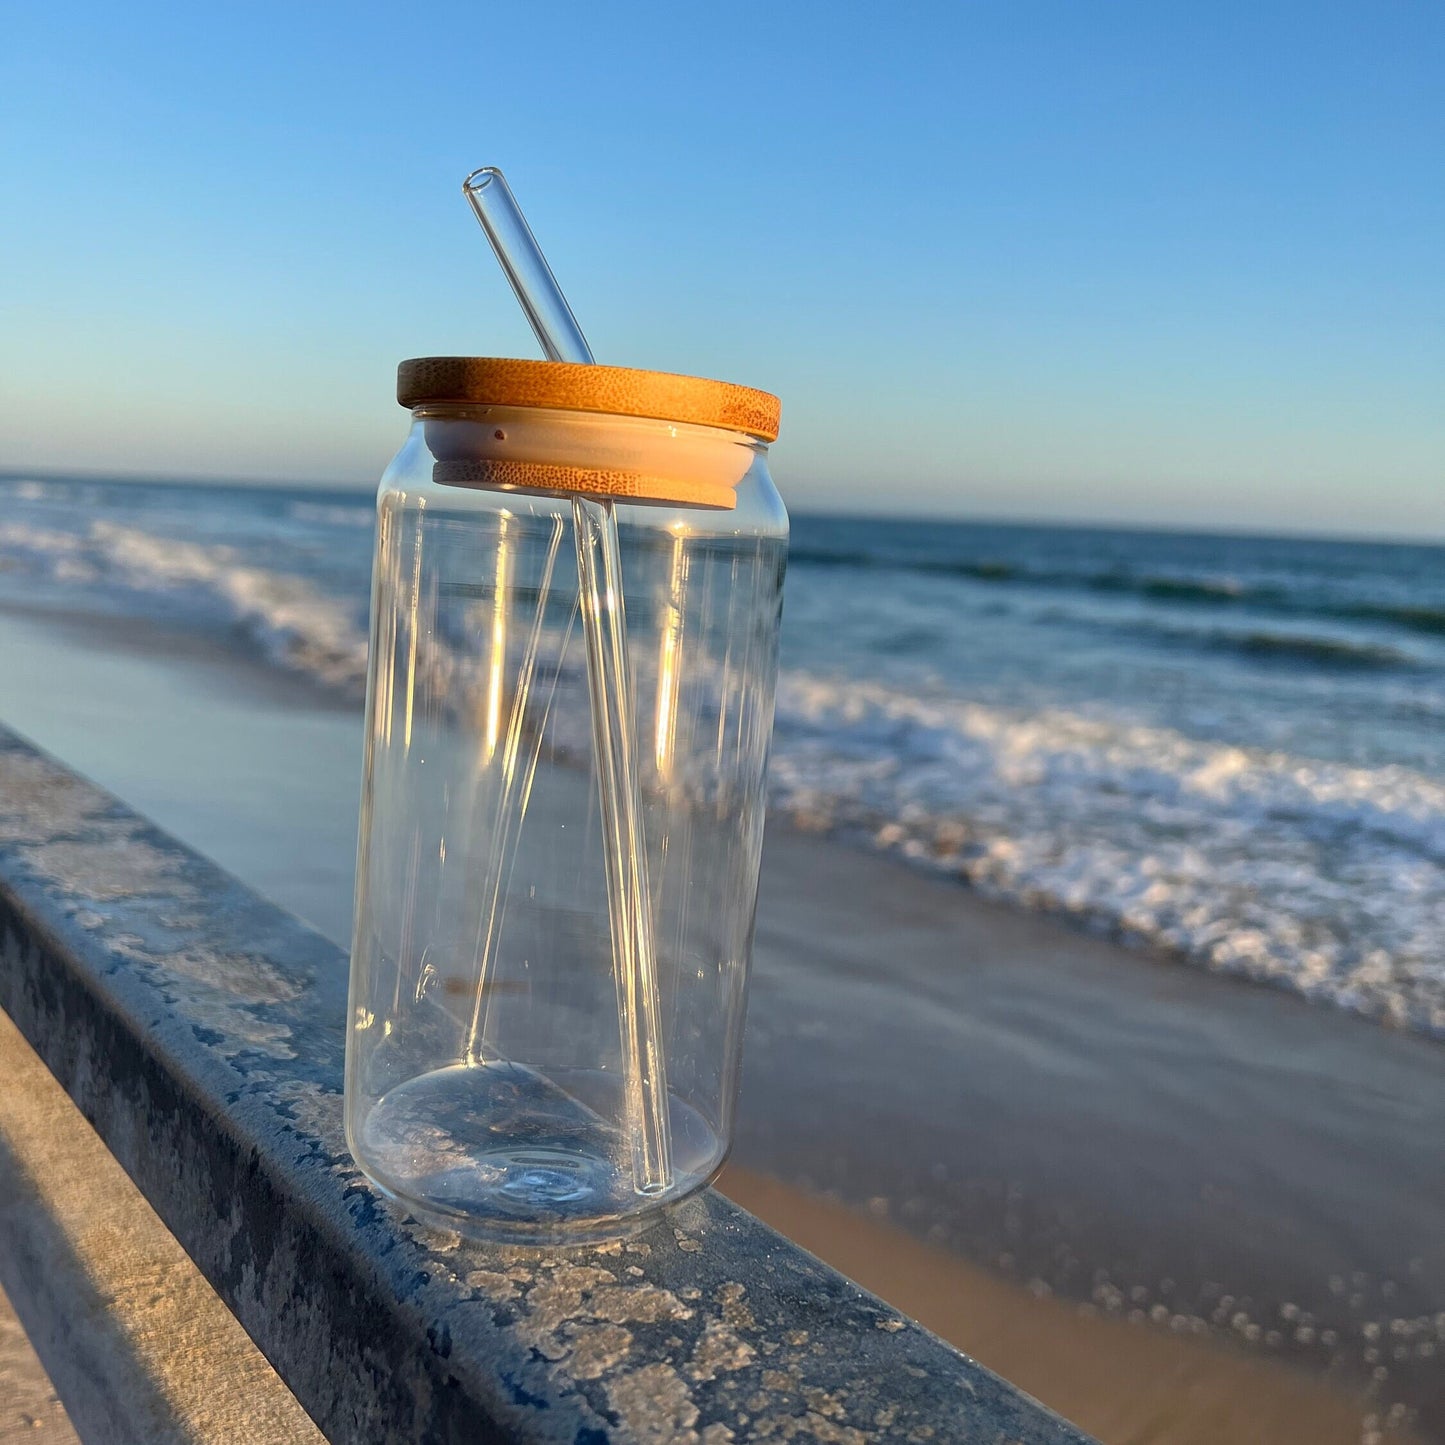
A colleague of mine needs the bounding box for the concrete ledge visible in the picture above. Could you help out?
[0,726,1094,1444]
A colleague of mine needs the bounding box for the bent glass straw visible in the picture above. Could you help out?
[461,166,673,1194]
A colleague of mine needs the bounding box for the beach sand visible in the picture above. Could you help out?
[1,603,1442,1442]
[734,828,1445,1440]
[717,1167,1419,1445]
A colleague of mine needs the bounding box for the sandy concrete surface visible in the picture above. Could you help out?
[0,1283,76,1444]
[0,1008,324,1445]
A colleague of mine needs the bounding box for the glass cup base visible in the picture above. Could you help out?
[350,1061,720,1245]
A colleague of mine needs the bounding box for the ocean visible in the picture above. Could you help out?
[2,472,1443,1038]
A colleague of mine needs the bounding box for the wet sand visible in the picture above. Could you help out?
[718,1167,1421,1445]
[2,603,1443,1442]
[0,600,365,941]
[738,828,1445,1439]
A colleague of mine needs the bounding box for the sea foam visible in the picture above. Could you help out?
[770,673,1445,1036]
[0,520,370,695]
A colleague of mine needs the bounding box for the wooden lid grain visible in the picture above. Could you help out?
[397,357,780,442]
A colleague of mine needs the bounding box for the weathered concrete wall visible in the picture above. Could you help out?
[0,727,1094,1444]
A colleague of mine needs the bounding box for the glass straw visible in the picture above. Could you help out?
[462,166,674,1194]
[462,512,572,1066]
[463,168,594,364]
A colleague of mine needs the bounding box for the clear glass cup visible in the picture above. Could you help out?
[345,360,787,1243]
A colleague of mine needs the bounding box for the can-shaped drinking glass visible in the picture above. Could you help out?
[346,358,786,1243]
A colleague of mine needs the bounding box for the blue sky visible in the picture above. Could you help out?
[2,1,1441,535]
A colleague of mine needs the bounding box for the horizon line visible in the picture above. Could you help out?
[2,464,1441,550]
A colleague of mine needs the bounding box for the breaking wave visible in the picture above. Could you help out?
[770,673,1445,1037]
[0,520,370,695]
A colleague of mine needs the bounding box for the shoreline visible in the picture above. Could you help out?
[1,601,1442,1441]
[813,815,1445,1049]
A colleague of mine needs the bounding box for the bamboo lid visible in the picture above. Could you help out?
[397,357,781,443]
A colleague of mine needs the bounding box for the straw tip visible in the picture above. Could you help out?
[462,166,502,195]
